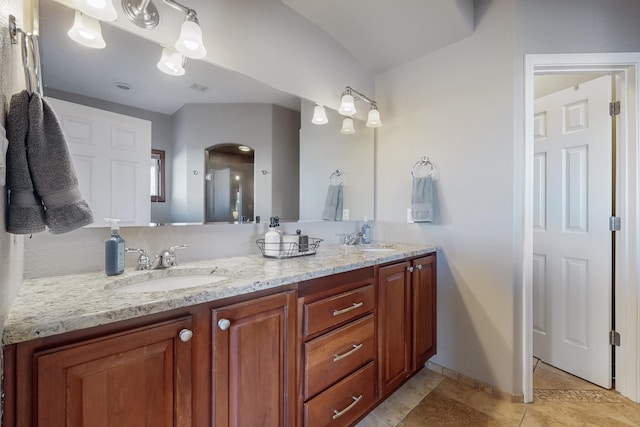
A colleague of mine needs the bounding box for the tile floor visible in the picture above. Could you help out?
[356,359,640,426]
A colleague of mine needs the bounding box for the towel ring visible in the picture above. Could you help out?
[329,169,343,185]
[411,156,434,178]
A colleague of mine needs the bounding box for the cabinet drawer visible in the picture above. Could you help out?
[304,362,375,427]
[305,314,375,399]
[304,285,374,337]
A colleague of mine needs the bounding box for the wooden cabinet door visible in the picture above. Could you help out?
[212,291,296,427]
[412,254,437,371]
[378,261,412,397]
[35,316,193,427]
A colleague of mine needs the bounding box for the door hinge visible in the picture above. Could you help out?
[609,216,621,232]
[610,330,621,347]
[609,101,620,117]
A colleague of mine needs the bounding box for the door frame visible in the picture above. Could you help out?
[522,53,640,403]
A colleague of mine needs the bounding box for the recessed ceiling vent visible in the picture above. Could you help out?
[190,83,209,93]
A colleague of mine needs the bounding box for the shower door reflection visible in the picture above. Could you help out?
[205,144,255,223]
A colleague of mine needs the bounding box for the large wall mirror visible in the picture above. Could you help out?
[39,0,374,226]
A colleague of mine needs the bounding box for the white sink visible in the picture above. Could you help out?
[358,244,398,253]
[113,274,228,293]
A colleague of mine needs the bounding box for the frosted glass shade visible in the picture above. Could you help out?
[175,20,206,59]
[341,117,355,134]
[157,48,185,76]
[72,0,117,21]
[366,108,382,128]
[338,94,356,116]
[312,104,328,125]
[67,11,106,49]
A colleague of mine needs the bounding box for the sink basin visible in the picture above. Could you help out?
[358,244,398,253]
[112,273,228,293]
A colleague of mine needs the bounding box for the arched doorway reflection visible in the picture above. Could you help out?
[205,144,254,223]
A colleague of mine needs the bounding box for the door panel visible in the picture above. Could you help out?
[533,75,612,388]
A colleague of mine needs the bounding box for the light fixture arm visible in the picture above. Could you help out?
[163,0,199,23]
[343,86,377,109]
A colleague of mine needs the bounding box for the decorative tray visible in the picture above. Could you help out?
[256,237,322,259]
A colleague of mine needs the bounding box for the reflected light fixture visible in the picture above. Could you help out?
[338,86,382,134]
[67,11,106,49]
[311,104,329,125]
[73,0,117,21]
[341,117,355,134]
[157,47,185,76]
[338,89,356,116]
[366,106,382,128]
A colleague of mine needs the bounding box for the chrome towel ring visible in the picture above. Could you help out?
[411,156,434,178]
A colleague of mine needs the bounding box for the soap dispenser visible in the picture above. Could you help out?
[361,217,371,244]
[264,216,283,257]
[105,218,125,276]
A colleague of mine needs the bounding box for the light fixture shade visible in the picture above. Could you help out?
[366,108,382,128]
[157,48,185,76]
[175,20,206,59]
[67,11,106,49]
[338,94,356,116]
[312,104,329,125]
[341,117,355,134]
[72,0,117,21]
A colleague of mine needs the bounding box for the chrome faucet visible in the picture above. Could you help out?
[125,248,152,270]
[151,244,188,269]
[126,244,188,270]
[343,231,365,245]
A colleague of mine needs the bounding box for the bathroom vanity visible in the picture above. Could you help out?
[2,243,437,426]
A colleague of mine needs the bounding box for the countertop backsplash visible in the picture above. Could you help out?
[24,221,367,279]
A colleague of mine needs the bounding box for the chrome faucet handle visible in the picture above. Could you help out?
[165,244,188,267]
[125,248,151,270]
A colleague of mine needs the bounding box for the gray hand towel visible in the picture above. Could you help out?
[321,184,343,221]
[6,90,46,234]
[27,93,94,233]
[411,175,433,222]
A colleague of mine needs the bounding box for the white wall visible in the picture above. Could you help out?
[0,0,27,334]
[375,0,640,396]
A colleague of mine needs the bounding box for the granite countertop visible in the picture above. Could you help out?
[2,243,437,345]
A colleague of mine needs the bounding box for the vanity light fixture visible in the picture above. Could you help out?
[122,0,160,29]
[157,47,185,76]
[67,11,106,49]
[164,0,207,59]
[340,117,355,134]
[73,0,117,21]
[311,104,329,125]
[338,86,382,134]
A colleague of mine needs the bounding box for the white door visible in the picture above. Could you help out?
[46,98,152,226]
[533,75,612,388]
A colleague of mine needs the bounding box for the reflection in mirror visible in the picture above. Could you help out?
[39,0,374,226]
[151,149,166,203]
[205,144,255,223]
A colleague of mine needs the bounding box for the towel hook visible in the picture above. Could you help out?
[411,156,434,178]
[329,169,343,185]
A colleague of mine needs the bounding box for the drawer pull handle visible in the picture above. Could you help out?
[332,395,362,420]
[333,302,363,316]
[333,343,363,362]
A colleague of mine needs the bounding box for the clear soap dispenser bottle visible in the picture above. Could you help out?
[105,218,125,276]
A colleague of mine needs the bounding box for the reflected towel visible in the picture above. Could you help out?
[411,175,433,222]
[321,184,343,221]
[6,90,47,234]
[27,93,94,233]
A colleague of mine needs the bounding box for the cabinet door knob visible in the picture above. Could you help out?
[178,328,193,342]
[407,266,414,272]
[416,264,423,270]
[218,318,231,330]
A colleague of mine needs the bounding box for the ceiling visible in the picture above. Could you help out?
[281,0,475,74]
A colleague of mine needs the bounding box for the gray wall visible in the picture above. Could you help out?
[271,105,300,222]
